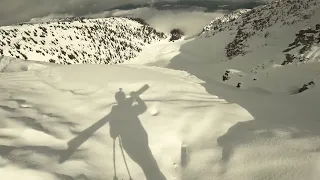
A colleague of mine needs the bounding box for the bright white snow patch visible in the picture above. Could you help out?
[1,56,320,180]
[0,58,254,180]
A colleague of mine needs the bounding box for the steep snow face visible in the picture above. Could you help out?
[200,0,320,59]
[158,0,320,94]
[0,17,166,65]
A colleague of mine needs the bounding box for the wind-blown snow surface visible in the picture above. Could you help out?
[0,57,251,180]
[1,54,320,180]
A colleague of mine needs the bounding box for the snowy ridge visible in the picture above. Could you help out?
[0,56,60,73]
[200,0,320,59]
[200,9,251,36]
[26,17,89,24]
[201,0,319,38]
[0,17,166,64]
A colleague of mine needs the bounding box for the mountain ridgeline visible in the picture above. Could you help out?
[201,0,319,60]
[0,17,166,65]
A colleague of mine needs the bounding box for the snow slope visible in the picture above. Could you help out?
[0,17,166,65]
[1,53,320,180]
[0,57,252,180]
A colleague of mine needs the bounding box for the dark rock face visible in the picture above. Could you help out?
[169,29,184,42]
[297,81,316,93]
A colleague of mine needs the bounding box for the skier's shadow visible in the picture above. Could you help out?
[59,86,166,180]
[109,89,166,180]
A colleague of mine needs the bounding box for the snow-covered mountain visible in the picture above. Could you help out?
[163,0,320,94]
[201,0,319,60]
[0,17,166,65]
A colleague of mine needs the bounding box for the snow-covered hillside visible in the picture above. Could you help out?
[0,17,166,65]
[201,0,320,60]
[155,0,320,94]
